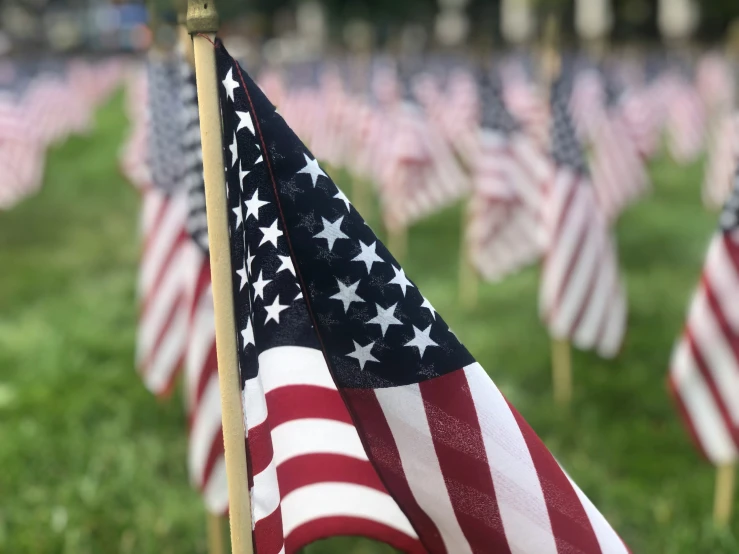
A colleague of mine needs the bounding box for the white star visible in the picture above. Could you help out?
[236,110,255,134]
[352,241,384,274]
[387,266,414,296]
[420,296,437,320]
[239,162,250,189]
[346,340,379,370]
[265,295,289,325]
[229,132,238,167]
[330,279,365,313]
[368,303,402,337]
[244,190,269,222]
[313,216,349,251]
[246,246,256,276]
[405,325,438,359]
[294,282,303,301]
[277,255,296,276]
[297,153,327,187]
[334,188,351,211]
[255,154,263,165]
[222,68,239,101]
[252,270,272,301]
[241,318,255,349]
[236,260,248,291]
[232,206,243,229]
[259,219,283,248]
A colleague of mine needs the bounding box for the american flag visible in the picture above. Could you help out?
[669,174,739,465]
[135,54,191,396]
[569,68,606,145]
[467,72,550,282]
[217,40,628,554]
[590,76,650,223]
[620,86,662,161]
[179,57,228,515]
[540,78,627,359]
[666,76,707,166]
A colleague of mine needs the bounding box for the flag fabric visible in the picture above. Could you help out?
[467,73,550,282]
[215,39,628,554]
[669,175,739,465]
[589,78,650,223]
[135,55,191,396]
[179,57,228,515]
[540,78,627,359]
[666,77,706,166]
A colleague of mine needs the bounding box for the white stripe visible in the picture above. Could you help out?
[271,419,368,466]
[136,248,187,364]
[143,301,189,394]
[189,376,222,486]
[550,211,601,340]
[185,288,215,407]
[705,236,739,328]
[542,180,588,315]
[203,455,229,515]
[568,478,629,554]
[375,383,473,554]
[573,247,615,350]
[596,282,626,359]
[670,340,738,464]
[243,375,269,432]
[281,482,418,538]
[688,287,739,424]
[464,364,559,554]
[258,346,336,393]
[139,193,187,296]
[252,459,281,524]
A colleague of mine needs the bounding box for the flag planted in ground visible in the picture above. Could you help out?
[468,71,550,283]
[540,78,627,359]
[669,173,739,465]
[215,39,629,554]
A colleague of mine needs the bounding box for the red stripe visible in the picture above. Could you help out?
[667,371,712,462]
[721,234,739,276]
[550,201,589,326]
[141,231,189,317]
[265,385,354,428]
[277,453,386,497]
[253,503,285,554]
[141,192,168,258]
[568,237,605,339]
[507,401,602,554]
[201,426,224,490]
[702,273,739,363]
[684,300,739,448]
[343,387,447,554]
[286,516,426,554]
[420,370,512,554]
[141,289,186,373]
[248,419,275,477]
[191,346,218,426]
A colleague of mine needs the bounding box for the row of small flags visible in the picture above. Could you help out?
[115,39,739,552]
[0,58,125,210]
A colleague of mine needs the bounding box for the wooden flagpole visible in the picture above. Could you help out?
[540,14,572,409]
[207,511,226,554]
[713,463,736,528]
[186,2,254,554]
[176,18,228,554]
[458,205,478,309]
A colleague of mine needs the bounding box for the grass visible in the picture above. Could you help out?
[0,91,737,553]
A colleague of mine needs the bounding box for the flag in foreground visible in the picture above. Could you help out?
[215,40,629,554]
[669,174,739,465]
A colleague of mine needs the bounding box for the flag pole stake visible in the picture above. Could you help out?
[388,225,408,263]
[458,206,478,309]
[551,338,572,407]
[207,512,226,554]
[186,2,254,554]
[714,464,736,528]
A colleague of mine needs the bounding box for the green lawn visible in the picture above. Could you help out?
[1,91,737,553]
